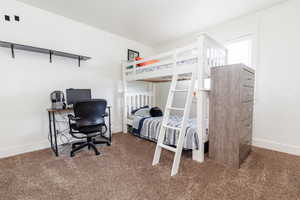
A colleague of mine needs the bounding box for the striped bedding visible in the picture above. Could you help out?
[135,115,201,150]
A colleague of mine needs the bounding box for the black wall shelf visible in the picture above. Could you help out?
[0,40,91,67]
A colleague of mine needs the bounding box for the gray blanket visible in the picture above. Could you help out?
[132,115,201,150]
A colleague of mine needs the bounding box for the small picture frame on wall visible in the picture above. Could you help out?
[127,49,140,61]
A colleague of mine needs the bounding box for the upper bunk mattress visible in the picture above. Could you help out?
[125,57,198,77]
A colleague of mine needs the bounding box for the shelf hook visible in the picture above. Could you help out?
[10,44,15,58]
[78,56,81,67]
[49,50,53,63]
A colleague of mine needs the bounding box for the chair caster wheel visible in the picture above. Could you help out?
[70,153,75,157]
[95,152,100,156]
[107,143,111,146]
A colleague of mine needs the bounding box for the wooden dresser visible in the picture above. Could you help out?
[209,64,255,168]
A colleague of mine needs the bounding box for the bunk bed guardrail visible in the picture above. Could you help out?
[125,92,154,117]
[123,34,227,82]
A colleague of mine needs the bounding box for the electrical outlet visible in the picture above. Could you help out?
[4,15,10,21]
[14,15,20,21]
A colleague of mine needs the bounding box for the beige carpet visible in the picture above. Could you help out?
[0,133,300,200]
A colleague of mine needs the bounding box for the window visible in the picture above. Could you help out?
[226,37,252,66]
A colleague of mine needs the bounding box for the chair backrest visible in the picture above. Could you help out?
[73,99,107,127]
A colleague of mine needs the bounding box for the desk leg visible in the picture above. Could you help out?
[52,112,59,156]
[108,107,112,145]
[48,112,54,150]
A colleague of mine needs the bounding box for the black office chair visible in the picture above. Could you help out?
[68,99,110,157]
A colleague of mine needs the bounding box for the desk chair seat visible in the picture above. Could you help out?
[68,100,110,157]
[70,123,105,134]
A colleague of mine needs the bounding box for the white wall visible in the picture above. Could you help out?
[254,0,300,155]
[156,0,300,156]
[0,0,154,158]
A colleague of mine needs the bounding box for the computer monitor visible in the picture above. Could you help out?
[66,89,91,106]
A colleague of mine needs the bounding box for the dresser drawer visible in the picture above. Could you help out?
[240,119,252,140]
[241,86,254,102]
[242,70,255,87]
[240,101,254,121]
[239,139,251,164]
[239,129,252,164]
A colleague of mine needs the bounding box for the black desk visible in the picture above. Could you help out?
[47,106,112,156]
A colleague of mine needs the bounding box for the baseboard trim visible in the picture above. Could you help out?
[253,138,300,156]
[0,131,124,159]
[0,140,50,159]
[112,127,122,133]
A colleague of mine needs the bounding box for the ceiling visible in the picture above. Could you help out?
[17,0,285,47]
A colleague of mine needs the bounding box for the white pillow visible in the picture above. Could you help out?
[134,108,150,117]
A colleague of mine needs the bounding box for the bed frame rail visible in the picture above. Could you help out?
[125,92,154,117]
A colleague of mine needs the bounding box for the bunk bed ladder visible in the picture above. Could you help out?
[152,56,197,176]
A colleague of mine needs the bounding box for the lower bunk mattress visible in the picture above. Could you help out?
[131,115,208,150]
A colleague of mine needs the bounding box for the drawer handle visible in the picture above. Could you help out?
[246,124,251,128]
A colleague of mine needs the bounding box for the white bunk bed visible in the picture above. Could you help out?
[122,34,228,175]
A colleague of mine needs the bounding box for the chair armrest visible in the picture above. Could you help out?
[68,114,80,133]
[68,114,80,121]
